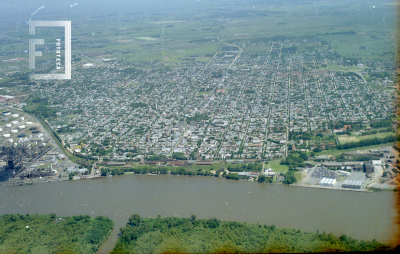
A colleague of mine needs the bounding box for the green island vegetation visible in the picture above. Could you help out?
[111,214,393,254]
[0,214,113,253]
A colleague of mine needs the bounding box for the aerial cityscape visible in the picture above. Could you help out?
[0,0,399,253]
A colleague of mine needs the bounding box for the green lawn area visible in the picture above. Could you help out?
[38,163,52,169]
[295,172,305,182]
[337,132,394,144]
[265,159,289,172]
[63,114,77,119]
[185,162,223,171]
[356,132,394,141]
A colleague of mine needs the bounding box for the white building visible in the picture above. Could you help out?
[371,160,382,165]
[319,177,336,187]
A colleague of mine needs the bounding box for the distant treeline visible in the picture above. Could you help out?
[111,214,392,254]
[0,214,113,253]
[337,135,396,150]
[317,31,356,36]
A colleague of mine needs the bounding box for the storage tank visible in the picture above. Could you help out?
[11,121,18,125]
[2,111,11,116]
[32,130,39,133]
[5,124,12,128]
[11,114,19,118]
[18,125,25,129]
[11,129,18,133]
[18,134,25,138]
[3,133,10,137]
[0,128,2,132]
[8,139,13,143]
[30,127,37,130]
[26,122,32,125]
[20,117,24,120]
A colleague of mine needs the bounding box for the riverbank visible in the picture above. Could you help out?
[3,170,398,193]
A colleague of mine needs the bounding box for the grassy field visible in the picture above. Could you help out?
[63,114,77,119]
[0,0,396,77]
[266,159,289,172]
[295,172,304,182]
[337,132,394,144]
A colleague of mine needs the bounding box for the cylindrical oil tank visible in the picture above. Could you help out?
[11,121,18,125]
[11,114,19,118]
[32,130,39,133]
[3,133,10,137]
[11,129,18,133]
[20,117,24,120]
[18,134,25,138]
[30,127,37,130]
[5,124,12,127]
[8,139,13,143]
[26,122,32,125]
[18,125,25,129]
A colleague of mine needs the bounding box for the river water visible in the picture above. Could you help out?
[0,174,398,253]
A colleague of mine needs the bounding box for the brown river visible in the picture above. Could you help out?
[0,174,398,253]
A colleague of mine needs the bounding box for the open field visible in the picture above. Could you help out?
[337,132,394,144]
[266,160,289,172]
[0,0,396,73]
[337,135,358,144]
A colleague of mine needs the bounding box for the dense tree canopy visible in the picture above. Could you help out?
[227,162,262,172]
[337,135,395,150]
[172,152,187,160]
[283,171,297,185]
[0,214,113,253]
[111,215,392,254]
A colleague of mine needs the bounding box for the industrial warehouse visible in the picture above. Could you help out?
[319,177,337,187]
[341,180,363,189]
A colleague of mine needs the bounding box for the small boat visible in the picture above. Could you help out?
[147,173,157,176]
